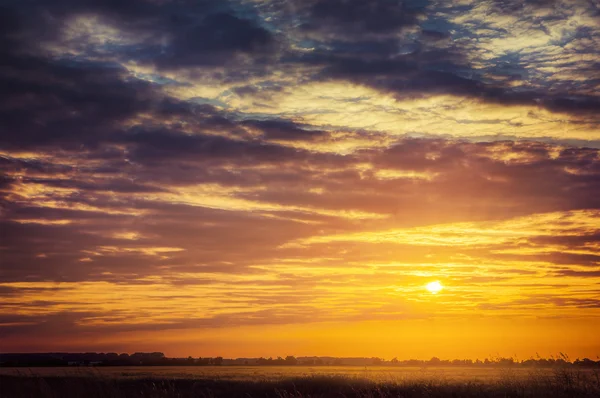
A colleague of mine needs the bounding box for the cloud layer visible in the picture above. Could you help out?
[1,0,599,357]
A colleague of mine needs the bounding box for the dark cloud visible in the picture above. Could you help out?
[154,12,277,69]
[420,29,451,41]
[490,0,560,14]
[304,50,600,116]
[542,96,600,116]
[0,55,160,149]
[301,0,428,36]
[555,270,600,278]
[26,0,275,69]
[123,126,302,164]
[297,42,530,106]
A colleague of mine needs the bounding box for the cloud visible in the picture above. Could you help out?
[154,12,277,69]
[38,0,278,70]
[0,55,162,149]
[2,138,598,292]
[123,126,300,164]
[264,0,600,130]
[0,0,283,149]
[555,269,600,277]
[300,0,427,36]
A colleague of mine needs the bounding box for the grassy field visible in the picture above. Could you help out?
[0,365,564,382]
[1,366,599,397]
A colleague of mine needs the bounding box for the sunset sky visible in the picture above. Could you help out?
[1,0,600,360]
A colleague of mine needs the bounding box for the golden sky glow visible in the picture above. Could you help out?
[1,0,600,360]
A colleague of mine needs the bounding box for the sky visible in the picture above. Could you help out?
[0,0,600,360]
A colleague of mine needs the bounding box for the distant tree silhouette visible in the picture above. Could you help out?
[2,353,599,368]
[285,356,297,365]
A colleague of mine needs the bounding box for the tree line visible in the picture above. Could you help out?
[2,352,599,368]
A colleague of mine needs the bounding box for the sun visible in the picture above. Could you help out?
[426,281,443,294]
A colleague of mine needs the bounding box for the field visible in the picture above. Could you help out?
[0,365,557,382]
[1,366,600,397]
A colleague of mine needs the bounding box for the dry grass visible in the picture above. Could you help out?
[1,367,599,398]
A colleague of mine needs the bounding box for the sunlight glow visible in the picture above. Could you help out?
[426,281,444,294]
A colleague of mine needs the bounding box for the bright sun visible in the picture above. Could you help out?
[426,281,443,294]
